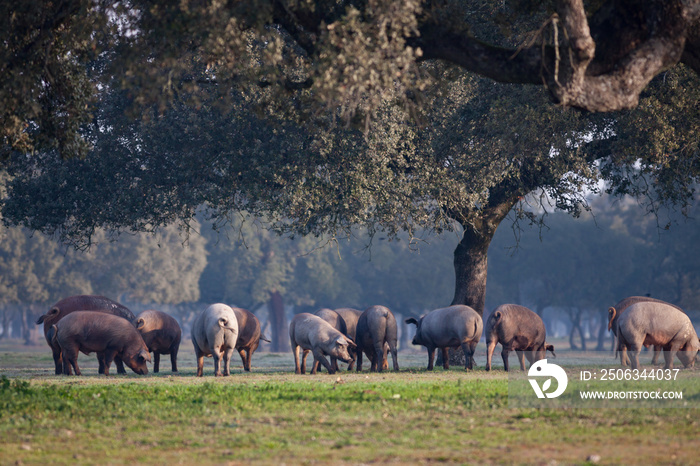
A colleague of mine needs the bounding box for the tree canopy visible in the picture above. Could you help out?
[3,0,700,159]
[2,0,699,318]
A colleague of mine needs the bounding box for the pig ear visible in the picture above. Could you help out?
[139,349,151,362]
[135,318,145,330]
[493,311,502,321]
[546,344,556,357]
[405,317,418,326]
[345,337,357,349]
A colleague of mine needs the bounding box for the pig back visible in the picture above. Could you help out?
[135,309,181,352]
[315,309,348,337]
[55,311,147,354]
[608,296,682,333]
[421,305,482,347]
[289,313,343,350]
[486,304,544,346]
[618,302,697,345]
[38,295,135,340]
[334,308,362,340]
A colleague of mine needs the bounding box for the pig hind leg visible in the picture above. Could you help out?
[170,348,179,373]
[461,341,475,370]
[652,345,663,365]
[388,342,399,371]
[426,346,436,371]
[300,349,310,374]
[193,341,205,377]
[222,347,234,376]
[501,347,511,372]
[442,347,450,370]
[355,350,364,372]
[61,345,81,376]
[372,342,385,372]
[102,350,118,376]
[292,344,302,374]
[212,347,223,377]
[238,348,249,371]
[153,352,160,373]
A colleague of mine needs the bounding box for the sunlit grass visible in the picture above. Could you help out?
[1,340,699,464]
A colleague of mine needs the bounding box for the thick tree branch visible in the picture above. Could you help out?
[416,0,700,112]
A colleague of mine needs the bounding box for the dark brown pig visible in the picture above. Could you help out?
[36,295,135,375]
[231,307,270,371]
[334,308,363,370]
[289,313,356,375]
[355,305,399,372]
[135,310,182,373]
[52,311,150,376]
[607,296,684,366]
[485,304,549,371]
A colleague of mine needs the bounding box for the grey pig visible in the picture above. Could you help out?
[355,305,399,372]
[314,308,353,372]
[191,303,239,377]
[406,305,482,371]
[289,313,356,375]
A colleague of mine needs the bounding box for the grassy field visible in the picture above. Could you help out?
[1,339,699,465]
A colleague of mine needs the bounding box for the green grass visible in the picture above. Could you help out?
[1,339,699,464]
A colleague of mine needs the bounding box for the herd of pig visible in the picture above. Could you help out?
[34,294,700,377]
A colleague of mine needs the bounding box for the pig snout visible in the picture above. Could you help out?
[332,343,353,363]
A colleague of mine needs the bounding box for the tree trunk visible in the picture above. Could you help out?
[450,226,492,314]
[439,195,519,367]
[267,290,289,352]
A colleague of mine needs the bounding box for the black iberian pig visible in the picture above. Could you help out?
[135,309,182,373]
[52,311,150,376]
[231,307,270,372]
[37,295,135,375]
[485,304,550,371]
[355,305,399,372]
[617,302,700,370]
[406,305,482,371]
[314,308,353,372]
[607,296,684,366]
[191,303,239,377]
[334,307,363,370]
[289,313,356,375]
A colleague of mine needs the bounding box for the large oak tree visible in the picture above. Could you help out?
[2,0,699,321]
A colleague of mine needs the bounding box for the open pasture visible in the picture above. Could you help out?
[1,340,699,465]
